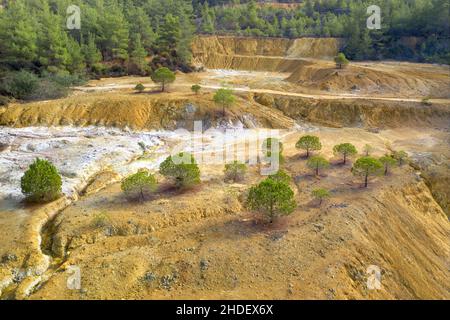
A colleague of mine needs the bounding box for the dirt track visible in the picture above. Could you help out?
[74,80,450,104]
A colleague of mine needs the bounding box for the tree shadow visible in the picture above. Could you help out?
[193,212,292,241]
[139,89,164,95]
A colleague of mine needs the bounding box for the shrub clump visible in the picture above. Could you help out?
[121,170,157,201]
[392,150,408,166]
[21,158,62,203]
[224,161,247,183]
[159,153,201,189]
[135,83,145,93]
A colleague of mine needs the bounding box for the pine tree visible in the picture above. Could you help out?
[37,3,71,71]
[158,13,181,54]
[130,34,148,74]
[98,2,129,61]
[200,2,215,34]
[127,6,155,50]
[82,34,102,67]
[0,1,38,67]
[66,37,86,74]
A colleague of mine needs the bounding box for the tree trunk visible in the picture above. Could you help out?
[140,188,145,202]
[306,149,310,158]
[161,81,165,92]
[316,164,319,176]
[269,199,274,223]
[364,173,369,188]
[343,154,347,165]
[384,165,388,176]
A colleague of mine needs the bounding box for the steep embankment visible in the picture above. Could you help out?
[192,36,342,59]
[192,36,342,72]
[253,93,450,128]
[2,90,448,132]
[0,92,295,131]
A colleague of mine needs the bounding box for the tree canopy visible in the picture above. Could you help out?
[334,53,349,69]
[151,67,176,92]
[333,143,357,164]
[196,0,449,64]
[246,178,296,223]
[121,170,158,201]
[213,88,235,114]
[296,135,322,158]
[307,155,330,176]
[21,158,62,203]
[352,156,383,187]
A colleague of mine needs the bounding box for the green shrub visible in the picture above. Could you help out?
[191,84,201,94]
[43,71,86,87]
[0,71,79,101]
[296,135,322,158]
[121,170,157,201]
[333,143,358,164]
[92,212,112,228]
[28,79,69,100]
[421,96,432,106]
[352,157,383,188]
[21,158,62,203]
[224,161,247,182]
[213,88,235,114]
[135,83,145,93]
[0,70,39,100]
[0,95,10,106]
[247,178,296,223]
[334,52,349,69]
[159,153,201,189]
[91,63,107,76]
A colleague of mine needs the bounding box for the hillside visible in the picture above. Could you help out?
[1,127,449,299]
